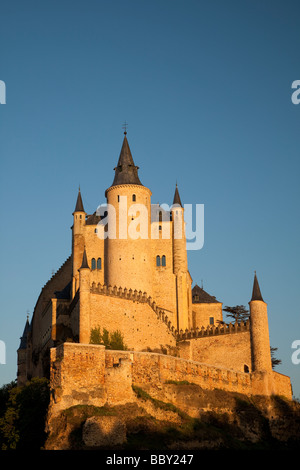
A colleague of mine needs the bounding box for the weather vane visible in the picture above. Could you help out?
[122,121,128,135]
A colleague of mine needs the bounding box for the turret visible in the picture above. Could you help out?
[104,132,153,295]
[249,272,272,373]
[171,183,191,330]
[79,247,91,344]
[17,315,31,385]
[72,187,86,298]
[171,183,187,274]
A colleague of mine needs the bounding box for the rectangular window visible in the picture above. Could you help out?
[209,317,214,325]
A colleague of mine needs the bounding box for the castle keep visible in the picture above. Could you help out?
[17,132,292,411]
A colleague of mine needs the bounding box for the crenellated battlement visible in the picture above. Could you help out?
[41,256,72,291]
[176,320,250,342]
[90,282,177,336]
[48,343,293,419]
[90,282,251,342]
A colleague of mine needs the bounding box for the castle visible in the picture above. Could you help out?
[17,132,293,412]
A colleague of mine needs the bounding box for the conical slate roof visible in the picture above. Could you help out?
[74,187,85,212]
[251,272,264,301]
[80,247,89,269]
[19,317,30,350]
[173,183,183,207]
[111,134,143,187]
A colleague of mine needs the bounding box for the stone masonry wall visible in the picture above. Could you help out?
[49,343,293,418]
[89,292,176,351]
[178,331,252,373]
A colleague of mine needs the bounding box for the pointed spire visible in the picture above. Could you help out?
[74,186,85,213]
[173,183,183,207]
[80,247,89,269]
[19,315,31,350]
[111,133,143,186]
[251,271,264,301]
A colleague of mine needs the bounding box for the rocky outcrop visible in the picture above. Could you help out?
[45,382,300,450]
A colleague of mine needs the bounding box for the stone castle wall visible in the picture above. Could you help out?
[49,343,292,418]
[89,292,176,351]
[178,330,252,373]
[192,302,223,329]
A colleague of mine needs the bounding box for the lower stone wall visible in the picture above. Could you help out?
[49,343,292,418]
[273,371,293,398]
[50,343,107,414]
[178,331,252,373]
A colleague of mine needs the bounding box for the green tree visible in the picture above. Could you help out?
[102,328,110,347]
[0,378,49,450]
[89,326,127,350]
[271,346,282,369]
[110,330,128,350]
[90,326,102,344]
[223,305,250,323]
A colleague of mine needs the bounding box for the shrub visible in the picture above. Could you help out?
[90,326,127,350]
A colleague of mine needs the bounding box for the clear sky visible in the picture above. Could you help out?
[0,0,299,398]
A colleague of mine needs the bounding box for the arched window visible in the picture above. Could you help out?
[91,258,96,270]
[156,255,161,267]
[244,364,249,373]
[132,194,136,202]
[97,258,102,270]
[162,255,166,266]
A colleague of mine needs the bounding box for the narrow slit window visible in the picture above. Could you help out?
[132,194,136,202]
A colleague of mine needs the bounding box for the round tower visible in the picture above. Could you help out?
[171,184,188,275]
[72,187,86,298]
[104,133,153,295]
[79,248,91,344]
[171,184,191,331]
[249,272,272,373]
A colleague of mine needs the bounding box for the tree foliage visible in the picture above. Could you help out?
[0,378,50,450]
[223,305,250,323]
[90,325,128,350]
[271,346,282,370]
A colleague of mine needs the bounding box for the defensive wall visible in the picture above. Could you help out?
[87,282,177,351]
[49,343,292,418]
[177,322,252,372]
[77,282,255,372]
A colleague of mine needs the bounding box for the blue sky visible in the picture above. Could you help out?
[0,0,299,397]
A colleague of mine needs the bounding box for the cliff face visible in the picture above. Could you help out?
[45,382,300,451]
